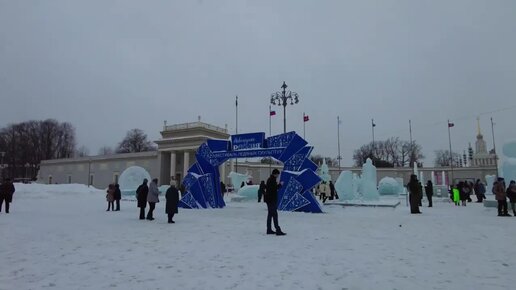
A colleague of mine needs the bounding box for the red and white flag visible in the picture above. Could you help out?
[270,110,276,116]
[303,115,310,122]
[448,122,454,128]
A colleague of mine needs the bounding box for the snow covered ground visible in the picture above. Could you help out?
[1,183,515,290]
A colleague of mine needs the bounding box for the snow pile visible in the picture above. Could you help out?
[12,183,104,199]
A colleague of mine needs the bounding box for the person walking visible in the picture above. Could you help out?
[258,180,266,203]
[319,181,329,203]
[460,181,471,206]
[220,181,226,197]
[114,183,122,211]
[407,175,422,214]
[165,181,180,223]
[425,180,433,207]
[506,180,516,216]
[494,178,510,216]
[136,179,149,220]
[264,169,286,236]
[146,178,160,220]
[474,179,486,203]
[0,178,15,214]
[106,184,115,211]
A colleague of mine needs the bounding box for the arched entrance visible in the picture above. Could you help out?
[179,132,323,213]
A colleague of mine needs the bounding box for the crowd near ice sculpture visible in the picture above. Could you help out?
[502,140,516,183]
[179,131,323,213]
[119,166,152,195]
[378,177,403,195]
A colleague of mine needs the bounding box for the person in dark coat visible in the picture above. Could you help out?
[407,175,422,214]
[494,178,509,216]
[474,179,486,203]
[264,169,286,236]
[106,184,115,211]
[114,183,122,211]
[165,182,180,223]
[220,181,226,197]
[258,180,266,202]
[0,178,15,214]
[425,180,433,207]
[460,181,471,206]
[136,179,149,220]
[506,180,516,216]
[329,181,336,200]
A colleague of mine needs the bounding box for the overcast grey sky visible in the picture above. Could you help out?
[1,0,515,166]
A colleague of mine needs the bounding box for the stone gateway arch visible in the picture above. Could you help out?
[179,131,323,213]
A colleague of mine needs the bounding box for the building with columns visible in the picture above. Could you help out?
[37,121,496,189]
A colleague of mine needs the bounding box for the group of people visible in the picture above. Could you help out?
[0,178,16,214]
[105,183,122,211]
[450,180,482,206]
[492,177,516,217]
[315,181,337,203]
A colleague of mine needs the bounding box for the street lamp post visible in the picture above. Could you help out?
[270,81,300,133]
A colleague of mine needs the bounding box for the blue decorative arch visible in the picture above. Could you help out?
[179,131,323,213]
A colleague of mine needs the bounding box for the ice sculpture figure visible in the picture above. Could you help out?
[119,166,151,192]
[335,171,357,200]
[228,171,251,190]
[486,175,496,195]
[359,158,379,200]
[378,177,402,195]
[319,158,332,182]
[236,185,260,201]
[502,140,516,183]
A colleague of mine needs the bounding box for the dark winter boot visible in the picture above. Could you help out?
[266,229,276,235]
[276,230,286,236]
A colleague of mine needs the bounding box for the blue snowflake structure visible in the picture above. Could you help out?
[179,131,323,213]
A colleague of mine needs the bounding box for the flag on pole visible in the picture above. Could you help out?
[372,119,376,127]
[448,122,454,128]
[270,110,276,116]
[303,115,310,122]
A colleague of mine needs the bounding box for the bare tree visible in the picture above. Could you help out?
[434,150,460,167]
[98,146,114,155]
[75,145,90,157]
[0,119,77,179]
[116,129,156,153]
[353,138,424,167]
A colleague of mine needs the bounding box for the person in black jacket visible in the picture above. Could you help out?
[506,180,516,216]
[136,179,149,220]
[407,175,422,214]
[474,179,486,202]
[425,180,433,207]
[114,183,122,211]
[0,178,15,214]
[166,181,180,223]
[264,169,286,236]
[258,180,266,202]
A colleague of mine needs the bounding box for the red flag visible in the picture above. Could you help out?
[270,110,276,116]
[303,115,310,122]
[448,122,454,128]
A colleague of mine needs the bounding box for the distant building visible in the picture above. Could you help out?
[471,118,497,167]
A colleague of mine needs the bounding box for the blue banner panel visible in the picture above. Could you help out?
[231,132,265,151]
[207,139,230,152]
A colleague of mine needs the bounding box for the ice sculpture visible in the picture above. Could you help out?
[359,158,380,200]
[335,171,357,200]
[502,140,516,183]
[119,166,152,192]
[228,171,251,190]
[319,158,332,182]
[486,175,496,195]
[378,177,402,195]
[235,185,260,201]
